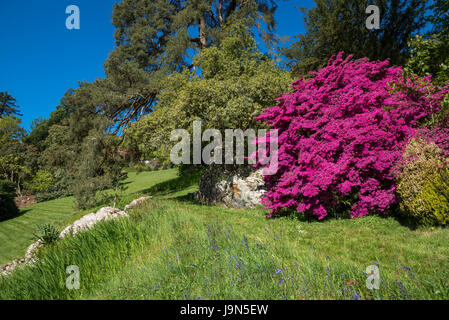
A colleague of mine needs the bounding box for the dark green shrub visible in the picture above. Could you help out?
[0,180,19,221]
[34,191,71,203]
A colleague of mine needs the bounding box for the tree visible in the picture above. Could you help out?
[94,0,280,131]
[406,34,449,85]
[0,91,22,118]
[0,116,26,146]
[23,170,53,194]
[284,0,427,76]
[124,24,291,165]
[38,91,128,207]
[405,0,449,85]
[429,0,449,33]
[24,97,73,151]
[0,180,19,221]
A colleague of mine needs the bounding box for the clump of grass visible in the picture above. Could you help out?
[33,223,59,245]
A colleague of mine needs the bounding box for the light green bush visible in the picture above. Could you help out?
[24,170,53,194]
[397,139,449,226]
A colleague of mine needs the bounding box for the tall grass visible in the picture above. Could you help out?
[1,198,448,300]
[0,169,180,265]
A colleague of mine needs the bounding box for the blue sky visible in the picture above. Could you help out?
[0,0,313,130]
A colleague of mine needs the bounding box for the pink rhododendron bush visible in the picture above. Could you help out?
[256,52,449,220]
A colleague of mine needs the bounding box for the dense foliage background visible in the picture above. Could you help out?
[1,0,448,225]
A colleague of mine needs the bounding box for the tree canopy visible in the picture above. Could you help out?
[91,0,280,131]
[0,91,22,118]
[284,0,427,76]
[124,24,291,165]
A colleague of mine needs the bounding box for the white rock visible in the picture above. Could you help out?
[59,207,127,239]
[2,197,146,277]
[124,196,151,212]
[24,239,43,261]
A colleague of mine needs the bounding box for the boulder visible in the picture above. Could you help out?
[124,196,152,212]
[59,207,127,239]
[195,168,266,209]
[1,197,146,277]
[24,239,43,261]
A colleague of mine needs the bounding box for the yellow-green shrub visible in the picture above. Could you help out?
[397,139,449,226]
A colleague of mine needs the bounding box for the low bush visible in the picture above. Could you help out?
[134,164,146,173]
[0,180,19,221]
[397,138,449,226]
[34,191,71,203]
[23,170,53,194]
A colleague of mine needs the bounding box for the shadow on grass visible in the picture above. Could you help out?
[140,171,202,197]
[0,209,32,223]
[266,204,432,230]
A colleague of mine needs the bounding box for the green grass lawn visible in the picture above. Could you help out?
[1,169,448,300]
[0,169,182,265]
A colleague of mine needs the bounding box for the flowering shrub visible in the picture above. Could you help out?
[256,52,449,219]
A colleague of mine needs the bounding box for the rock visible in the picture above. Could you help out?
[2,197,146,277]
[59,207,127,239]
[0,258,26,276]
[195,168,266,209]
[24,239,43,261]
[124,196,152,212]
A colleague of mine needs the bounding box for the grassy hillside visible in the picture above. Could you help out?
[1,169,448,300]
[0,169,182,265]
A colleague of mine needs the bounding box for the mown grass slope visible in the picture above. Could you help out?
[1,170,448,300]
[0,169,181,265]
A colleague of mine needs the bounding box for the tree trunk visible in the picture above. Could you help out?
[218,0,224,26]
[17,176,22,198]
[199,15,207,48]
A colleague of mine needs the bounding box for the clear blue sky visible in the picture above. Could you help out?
[0,0,314,131]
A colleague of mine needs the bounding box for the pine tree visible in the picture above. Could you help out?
[0,91,22,118]
[95,0,279,131]
[284,0,428,76]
